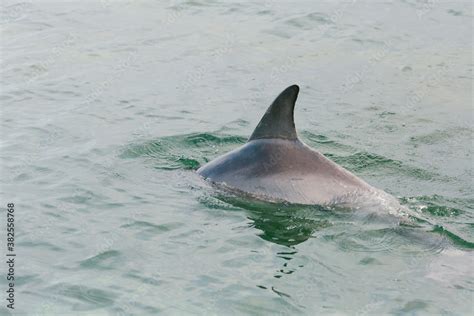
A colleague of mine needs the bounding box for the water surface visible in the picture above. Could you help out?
[1,1,473,315]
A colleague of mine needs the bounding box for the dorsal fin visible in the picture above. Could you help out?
[249,85,299,141]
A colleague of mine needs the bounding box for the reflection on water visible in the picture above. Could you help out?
[204,191,456,253]
[214,196,332,247]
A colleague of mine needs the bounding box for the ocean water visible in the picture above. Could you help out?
[1,0,473,315]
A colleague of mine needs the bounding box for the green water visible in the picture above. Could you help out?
[1,0,473,315]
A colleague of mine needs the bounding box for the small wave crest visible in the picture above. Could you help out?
[120,132,246,170]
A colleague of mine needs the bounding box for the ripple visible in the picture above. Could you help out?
[328,151,441,181]
[17,241,63,252]
[333,226,449,256]
[400,195,473,248]
[121,220,179,231]
[401,195,467,217]
[301,131,442,181]
[121,132,246,170]
[122,131,440,184]
[0,2,34,24]
[447,9,464,16]
[394,300,429,314]
[409,127,472,146]
[121,220,183,240]
[79,250,121,270]
[431,225,474,249]
[197,194,242,211]
[122,271,162,286]
[285,12,333,31]
[15,274,41,286]
[358,257,382,265]
[47,283,117,310]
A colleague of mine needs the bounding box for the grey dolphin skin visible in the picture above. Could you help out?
[197,85,398,207]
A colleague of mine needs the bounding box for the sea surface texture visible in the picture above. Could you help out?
[1,0,473,315]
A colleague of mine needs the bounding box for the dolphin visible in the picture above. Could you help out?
[197,85,401,209]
